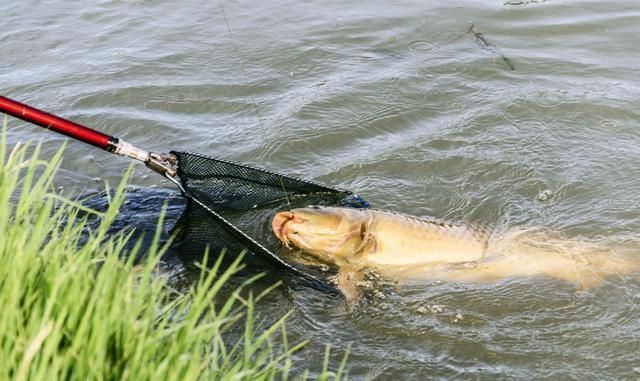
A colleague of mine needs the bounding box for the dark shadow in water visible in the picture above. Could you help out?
[79,186,346,298]
[467,23,516,71]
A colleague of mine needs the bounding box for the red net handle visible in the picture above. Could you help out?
[0,95,117,151]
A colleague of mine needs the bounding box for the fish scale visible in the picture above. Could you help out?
[363,208,490,265]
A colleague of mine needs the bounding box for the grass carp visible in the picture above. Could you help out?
[272,206,637,299]
[272,206,490,266]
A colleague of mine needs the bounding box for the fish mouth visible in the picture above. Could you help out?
[272,211,295,244]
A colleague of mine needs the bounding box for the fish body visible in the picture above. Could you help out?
[272,206,490,267]
[272,206,637,296]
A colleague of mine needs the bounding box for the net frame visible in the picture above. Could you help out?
[167,151,369,290]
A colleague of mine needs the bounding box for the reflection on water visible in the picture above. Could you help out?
[3,0,640,379]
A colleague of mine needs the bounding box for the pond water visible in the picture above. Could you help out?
[2,0,640,379]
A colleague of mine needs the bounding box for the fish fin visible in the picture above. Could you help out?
[333,265,364,303]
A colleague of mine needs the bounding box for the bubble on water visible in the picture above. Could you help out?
[600,120,619,129]
[356,280,374,289]
[373,290,386,300]
[408,40,437,52]
[454,312,464,322]
[416,304,447,314]
[537,189,553,201]
[418,304,446,314]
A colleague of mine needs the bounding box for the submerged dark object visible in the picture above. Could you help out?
[467,23,516,71]
[0,95,368,293]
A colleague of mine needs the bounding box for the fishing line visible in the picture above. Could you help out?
[218,0,293,212]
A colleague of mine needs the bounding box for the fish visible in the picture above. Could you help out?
[272,206,490,266]
[272,206,637,299]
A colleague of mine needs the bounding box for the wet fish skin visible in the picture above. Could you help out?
[272,206,490,266]
[272,207,639,294]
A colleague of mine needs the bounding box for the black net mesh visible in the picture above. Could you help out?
[169,151,369,288]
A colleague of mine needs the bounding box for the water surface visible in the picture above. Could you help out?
[2,0,640,379]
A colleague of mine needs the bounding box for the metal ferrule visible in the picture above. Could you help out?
[145,152,178,178]
[114,139,150,162]
[112,138,177,179]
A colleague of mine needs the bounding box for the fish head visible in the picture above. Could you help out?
[272,206,372,265]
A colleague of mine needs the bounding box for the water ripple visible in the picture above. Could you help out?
[3,0,640,379]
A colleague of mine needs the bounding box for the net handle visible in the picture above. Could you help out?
[0,95,177,177]
[0,95,117,151]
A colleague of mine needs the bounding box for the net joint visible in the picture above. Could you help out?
[146,152,178,178]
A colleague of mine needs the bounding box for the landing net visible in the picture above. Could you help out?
[169,151,369,288]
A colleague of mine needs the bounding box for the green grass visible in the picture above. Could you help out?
[0,119,348,381]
